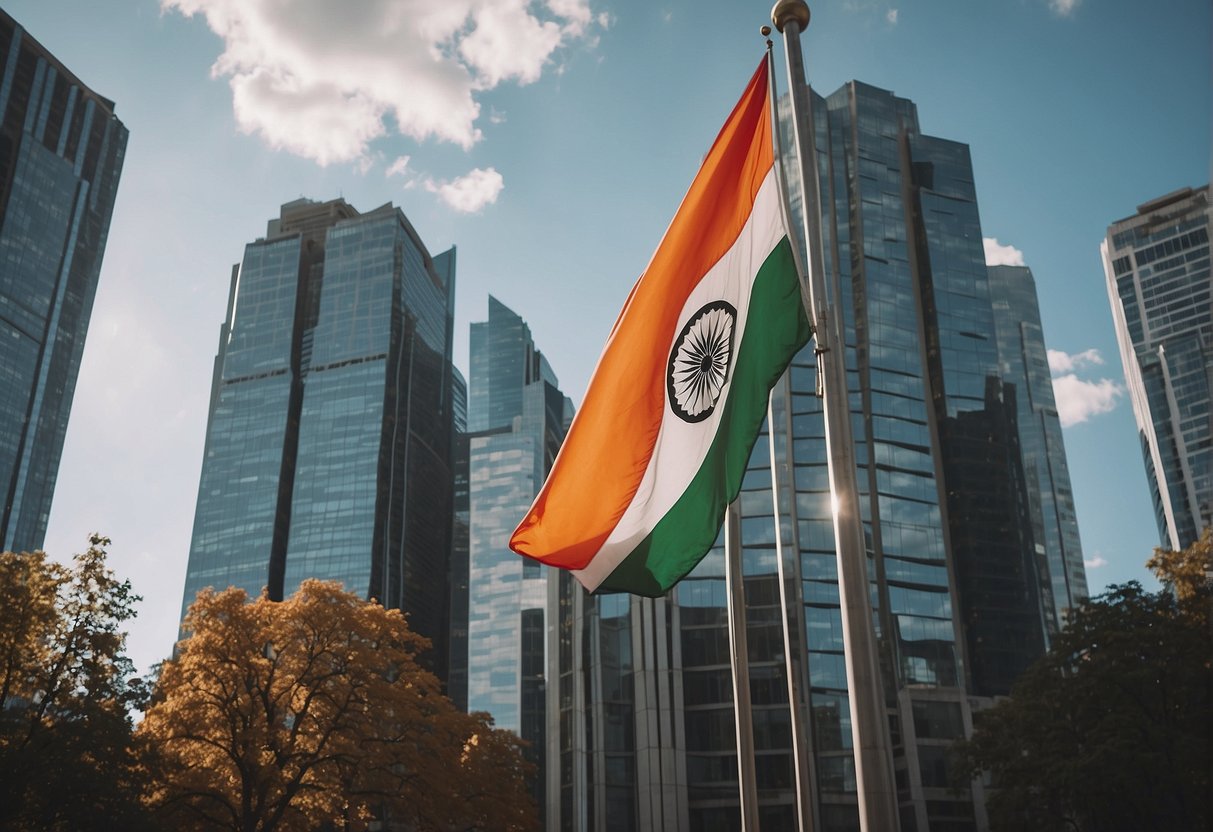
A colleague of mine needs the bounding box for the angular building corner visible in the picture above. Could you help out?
[0,10,128,552]
[1101,185,1211,551]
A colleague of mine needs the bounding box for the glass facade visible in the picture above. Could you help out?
[911,136,1050,699]
[0,10,127,552]
[767,82,980,830]
[459,297,573,816]
[468,295,557,432]
[1101,186,1211,551]
[180,197,457,680]
[550,576,687,832]
[987,265,1088,632]
[448,367,469,710]
[551,80,1088,832]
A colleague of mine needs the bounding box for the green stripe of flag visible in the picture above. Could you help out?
[597,238,811,596]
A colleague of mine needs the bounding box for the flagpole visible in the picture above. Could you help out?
[770,3,902,831]
[765,38,817,832]
[724,499,760,831]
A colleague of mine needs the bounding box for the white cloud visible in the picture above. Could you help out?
[842,0,896,22]
[227,69,387,166]
[546,0,594,34]
[1048,0,1081,17]
[1084,554,1108,569]
[1051,374,1123,427]
[459,3,563,88]
[164,0,601,165]
[1048,348,1122,427]
[425,167,505,213]
[1047,348,1104,374]
[983,237,1025,266]
[386,155,411,177]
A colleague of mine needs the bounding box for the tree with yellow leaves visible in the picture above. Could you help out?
[0,535,151,831]
[141,580,536,831]
[1146,526,1212,602]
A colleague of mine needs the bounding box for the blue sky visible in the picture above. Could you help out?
[11,0,1209,675]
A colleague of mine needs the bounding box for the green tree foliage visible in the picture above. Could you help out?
[955,534,1211,832]
[0,535,152,831]
[141,580,537,831]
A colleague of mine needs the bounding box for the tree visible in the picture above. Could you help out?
[0,535,152,831]
[141,580,537,831]
[450,714,537,832]
[1146,525,1212,601]
[955,534,1211,832]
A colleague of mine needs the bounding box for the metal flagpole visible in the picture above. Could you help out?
[770,2,902,830]
[724,499,760,831]
[764,37,816,832]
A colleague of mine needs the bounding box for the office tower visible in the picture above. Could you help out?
[1102,186,1211,551]
[460,297,572,810]
[754,80,1088,828]
[0,10,127,552]
[718,80,1000,830]
[550,81,1087,832]
[179,197,458,678]
[987,265,1088,629]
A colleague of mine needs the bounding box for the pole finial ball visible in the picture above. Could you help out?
[760,24,772,37]
[771,0,810,33]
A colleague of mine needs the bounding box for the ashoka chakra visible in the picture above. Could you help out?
[667,300,737,423]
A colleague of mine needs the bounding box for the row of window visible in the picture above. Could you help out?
[1133,226,1209,267]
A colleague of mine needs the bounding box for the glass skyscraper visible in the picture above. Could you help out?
[987,265,1088,631]
[1101,185,1210,551]
[547,81,1087,832]
[180,197,458,678]
[0,10,127,552]
[457,296,573,811]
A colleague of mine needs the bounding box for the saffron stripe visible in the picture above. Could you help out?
[569,171,791,589]
[510,59,775,569]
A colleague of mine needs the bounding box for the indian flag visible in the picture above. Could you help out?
[510,57,811,595]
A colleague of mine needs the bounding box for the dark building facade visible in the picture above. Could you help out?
[940,377,1045,696]
[179,197,458,678]
[987,264,1088,633]
[0,10,127,552]
[448,367,470,710]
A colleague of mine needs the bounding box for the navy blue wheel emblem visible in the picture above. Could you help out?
[667,300,737,423]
